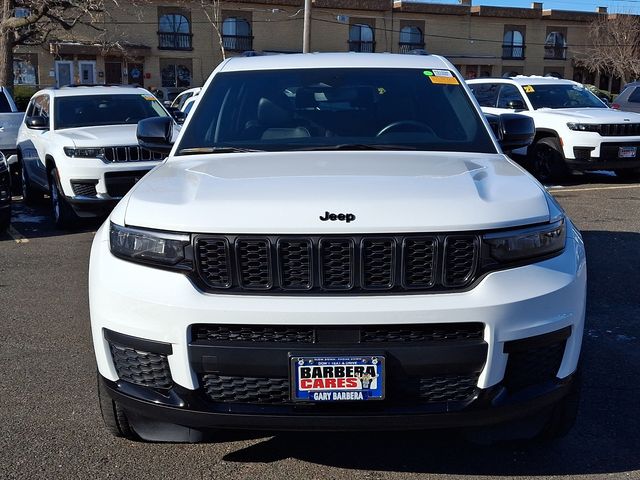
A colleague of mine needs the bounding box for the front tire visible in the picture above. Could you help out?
[49,167,77,228]
[97,374,138,440]
[20,161,44,206]
[531,137,570,183]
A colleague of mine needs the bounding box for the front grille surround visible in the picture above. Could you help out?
[102,145,165,163]
[193,233,480,295]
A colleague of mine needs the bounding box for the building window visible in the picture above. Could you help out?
[545,31,567,60]
[13,54,38,85]
[464,65,493,80]
[158,11,192,50]
[349,24,375,53]
[160,59,192,88]
[15,7,30,18]
[502,30,525,60]
[222,17,253,52]
[399,25,424,54]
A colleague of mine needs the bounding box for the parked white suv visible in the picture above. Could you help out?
[90,54,586,443]
[468,76,640,181]
[17,85,175,227]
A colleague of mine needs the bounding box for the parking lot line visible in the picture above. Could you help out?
[548,184,640,193]
[7,225,29,244]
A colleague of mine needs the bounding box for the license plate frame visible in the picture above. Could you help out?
[618,146,637,158]
[290,355,385,402]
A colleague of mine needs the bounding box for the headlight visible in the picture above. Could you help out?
[0,151,7,173]
[483,218,566,263]
[109,222,191,268]
[64,147,105,159]
[566,123,599,132]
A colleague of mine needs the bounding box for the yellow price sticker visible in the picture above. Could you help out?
[429,76,460,85]
[523,85,535,93]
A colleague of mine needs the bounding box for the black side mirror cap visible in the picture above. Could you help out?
[25,116,48,130]
[137,117,174,155]
[486,113,535,152]
[172,110,187,125]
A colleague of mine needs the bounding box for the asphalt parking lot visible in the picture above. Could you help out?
[1,171,639,480]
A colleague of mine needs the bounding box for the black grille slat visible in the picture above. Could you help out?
[192,325,315,343]
[196,238,232,288]
[103,145,164,162]
[109,343,172,389]
[597,123,640,137]
[320,239,354,290]
[237,239,272,289]
[194,234,481,294]
[278,239,312,290]
[443,236,477,287]
[361,323,484,343]
[202,375,290,404]
[503,340,566,392]
[362,238,394,289]
[71,181,97,197]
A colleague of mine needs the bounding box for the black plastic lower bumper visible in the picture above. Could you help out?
[100,373,576,431]
[569,143,640,170]
[66,196,119,218]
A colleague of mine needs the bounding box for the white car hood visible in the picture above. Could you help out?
[55,124,138,146]
[535,108,640,123]
[122,151,550,234]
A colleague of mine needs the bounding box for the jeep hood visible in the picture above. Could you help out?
[535,107,640,123]
[122,151,550,233]
[55,124,138,146]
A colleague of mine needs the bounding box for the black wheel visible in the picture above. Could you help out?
[534,373,582,442]
[49,167,77,228]
[614,168,640,180]
[20,160,44,205]
[97,374,138,440]
[531,137,570,183]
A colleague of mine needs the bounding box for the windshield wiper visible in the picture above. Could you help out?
[295,144,416,151]
[177,147,265,155]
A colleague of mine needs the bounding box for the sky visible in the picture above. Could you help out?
[418,0,640,14]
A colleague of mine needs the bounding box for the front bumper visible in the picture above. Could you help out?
[562,133,640,170]
[90,222,587,430]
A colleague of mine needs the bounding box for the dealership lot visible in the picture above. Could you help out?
[0,172,638,480]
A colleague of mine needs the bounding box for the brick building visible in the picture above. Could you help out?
[11,0,626,95]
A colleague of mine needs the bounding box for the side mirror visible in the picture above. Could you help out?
[137,117,174,155]
[506,100,526,111]
[486,113,535,152]
[25,116,49,130]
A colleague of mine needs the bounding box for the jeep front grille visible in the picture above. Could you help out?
[103,145,165,162]
[194,234,479,294]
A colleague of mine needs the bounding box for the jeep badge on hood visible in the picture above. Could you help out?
[319,211,356,223]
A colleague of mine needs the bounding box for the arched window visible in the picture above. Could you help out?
[222,17,253,51]
[502,30,524,59]
[399,26,424,54]
[545,31,567,59]
[349,24,375,52]
[158,13,192,50]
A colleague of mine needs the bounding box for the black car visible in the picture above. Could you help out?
[0,151,11,231]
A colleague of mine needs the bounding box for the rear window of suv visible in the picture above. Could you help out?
[54,94,168,130]
[177,68,497,154]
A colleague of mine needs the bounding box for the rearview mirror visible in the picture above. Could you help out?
[506,100,526,111]
[137,117,174,155]
[25,116,49,130]
[486,113,535,152]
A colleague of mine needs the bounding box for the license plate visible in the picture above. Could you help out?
[290,355,385,402]
[619,146,637,158]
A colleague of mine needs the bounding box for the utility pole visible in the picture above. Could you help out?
[303,0,312,53]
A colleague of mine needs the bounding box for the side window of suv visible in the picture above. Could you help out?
[469,83,499,108]
[497,84,527,110]
[628,87,640,103]
[39,95,50,119]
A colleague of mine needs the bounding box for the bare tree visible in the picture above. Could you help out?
[0,0,116,89]
[197,0,226,60]
[578,13,640,85]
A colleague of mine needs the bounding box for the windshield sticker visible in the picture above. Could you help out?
[424,69,459,85]
[523,85,535,93]
[432,69,453,77]
[142,95,156,101]
[377,87,386,95]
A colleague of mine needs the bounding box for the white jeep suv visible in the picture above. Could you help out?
[468,76,640,181]
[17,85,175,227]
[90,54,586,443]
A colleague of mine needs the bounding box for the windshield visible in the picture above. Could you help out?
[176,68,496,154]
[54,94,168,129]
[524,84,607,110]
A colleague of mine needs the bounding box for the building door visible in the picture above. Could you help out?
[127,63,144,86]
[105,61,123,84]
[79,61,96,84]
[55,61,73,87]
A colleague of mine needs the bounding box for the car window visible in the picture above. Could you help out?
[40,95,50,118]
[468,83,500,108]
[628,87,640,103]
[174,92,194,109]
[0,92,11,113]
[524,84,607,109]
[497,84,526,109]
[177,68,497,155]
[53,94,169,129]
